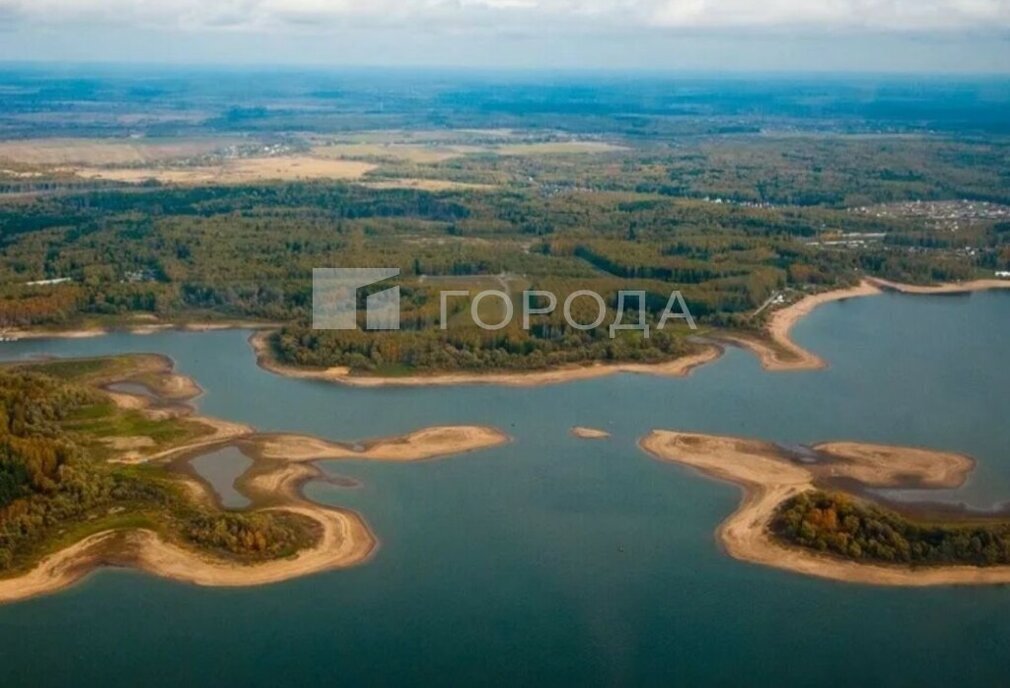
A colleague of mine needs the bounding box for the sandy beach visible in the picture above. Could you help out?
[638,429,1010,586]
[867,277,1010,294]
[256,425,510,462]
[721,281,884,371]
[2,319,279,341]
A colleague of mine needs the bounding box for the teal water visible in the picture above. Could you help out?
[0,291,1009,686]
[190,447,254,509]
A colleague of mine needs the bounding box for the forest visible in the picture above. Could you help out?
[772,491,1010,567]
[0,364,316,572]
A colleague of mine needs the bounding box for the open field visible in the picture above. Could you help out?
[0,137,238,166]
[71,155,377,185]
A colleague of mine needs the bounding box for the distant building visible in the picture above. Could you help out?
[996,271,1010,279]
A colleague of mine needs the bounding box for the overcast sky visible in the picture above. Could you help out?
[1,0,1008,72]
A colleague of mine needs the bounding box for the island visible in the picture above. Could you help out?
[640,429,1010,586]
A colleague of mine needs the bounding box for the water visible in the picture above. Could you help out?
[189,446,254,509]
[1,291,1009,686]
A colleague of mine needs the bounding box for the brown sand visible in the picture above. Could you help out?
[638,430,1010,586]
[570,427,611,440]
[6,320,279,342]
[868,277,1010,295]
[256,425,510,463]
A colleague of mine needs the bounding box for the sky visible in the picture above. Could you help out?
[0,0,1008,72]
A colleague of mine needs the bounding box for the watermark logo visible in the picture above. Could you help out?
[312,268,696,334]
[312,267,401,330]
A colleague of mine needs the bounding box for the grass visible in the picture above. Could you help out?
[65,402,207,446]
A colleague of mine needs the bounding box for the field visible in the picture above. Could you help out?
[71,155,377,185]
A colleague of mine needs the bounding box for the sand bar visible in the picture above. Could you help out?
[256,425,510,462]
[867,277,1010,295]
[3,320,279,341]
[570,426,611,439]
[638,429,1010,586]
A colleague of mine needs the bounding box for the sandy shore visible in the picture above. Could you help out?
[256,425,510,462]
[637,429,1010,586]
[725,276,1010,371]
[570,426,611,439]
[721,281,884,371]
[867,277,1010,294]
[2,320,279,341]
[250,330,722,387]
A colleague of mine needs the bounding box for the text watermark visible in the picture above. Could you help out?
[313,268,696,336]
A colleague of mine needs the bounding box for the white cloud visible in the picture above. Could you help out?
[0,0,1007,32]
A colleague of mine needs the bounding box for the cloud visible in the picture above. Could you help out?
[0,0,1007,33]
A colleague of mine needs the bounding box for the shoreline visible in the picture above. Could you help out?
[9,276,1010,385]
[720,281,884,371]
[0,356,509,603]
[719,276,1010,371]
[638,429,1010,586]
[1,319,280,341]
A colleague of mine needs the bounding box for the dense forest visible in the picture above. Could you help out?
[0,366,315,572]
[772,491,1010,567]
[1,174,1004,371]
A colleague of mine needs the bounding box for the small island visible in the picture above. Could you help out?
[570,426,611,440]
[0,354,508,603]
[640,429,1010,586]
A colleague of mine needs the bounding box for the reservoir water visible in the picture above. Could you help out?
[1,291,1009,687]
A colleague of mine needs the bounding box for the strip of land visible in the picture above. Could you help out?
[1,319,279,340]
[570,426,611,439]
[10,277,1010,383]
[250,330,722,387]
[637,429,1010,586]
[256,425,510,462]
